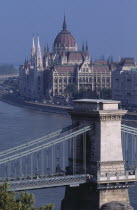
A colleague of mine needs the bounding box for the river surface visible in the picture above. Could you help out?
[0,101,137,209]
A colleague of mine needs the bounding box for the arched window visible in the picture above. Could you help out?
[59,78,62,83]
[102,77,105,83]
[97,77,100,82]
[79,77,82,83]
[54,78,57,83]
[89,77,92,82]
[107,77,110,83]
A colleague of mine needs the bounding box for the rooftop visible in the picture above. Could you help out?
[119,57,135,67]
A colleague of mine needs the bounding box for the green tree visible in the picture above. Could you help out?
[17,192,35,210]
[100,88,112,99]
[78,86,88,98]
[39,204,55,210]
[65,83,77,97]
[0,182,20,210]
[0,182,55,210]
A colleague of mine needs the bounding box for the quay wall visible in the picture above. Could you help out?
[1,94,137,123]
[0,95,70,115]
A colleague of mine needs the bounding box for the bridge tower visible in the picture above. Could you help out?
[61,99,133,210]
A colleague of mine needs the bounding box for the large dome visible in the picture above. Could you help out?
[54,17,77,51]
[54,30,76,48]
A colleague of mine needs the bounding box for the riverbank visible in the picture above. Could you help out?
[0,95,71,115]
[2,94,137,120]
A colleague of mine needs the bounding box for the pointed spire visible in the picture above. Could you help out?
[47,43,49,52]
[86,41,88,51]
[37,36,41,50]
[36,36,43,70]
[63,15,67,30]
[32,36,35,51]
[30,36,36,66]
[85,41,89,56]
[44,45,47,54]
[82,42,85,52]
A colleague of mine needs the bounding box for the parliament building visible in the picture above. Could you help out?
[19,17,112,100]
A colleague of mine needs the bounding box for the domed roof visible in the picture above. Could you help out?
[54,17,76,49]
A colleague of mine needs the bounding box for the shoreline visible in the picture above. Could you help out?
[1,95,137,120]
[0,96,71,116]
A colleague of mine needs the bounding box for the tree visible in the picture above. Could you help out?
[16,192,35,210]
[0,182,20,210]
[64,83,77,97]
[0,182,55,210]
[78,86,88,98]
[39,204,55,210]
[100,88,112,99]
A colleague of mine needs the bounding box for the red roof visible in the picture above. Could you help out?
[67,51,83,61]
[54,65,75,73]
[92,65,110,73]
[93,60,108,65]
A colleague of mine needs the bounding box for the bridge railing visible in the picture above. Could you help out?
[121,124,137,163]
[1,123,137,185]
[3,174,91,191]
[97,168,137,182]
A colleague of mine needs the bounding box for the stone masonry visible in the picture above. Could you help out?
[61,99,133,210]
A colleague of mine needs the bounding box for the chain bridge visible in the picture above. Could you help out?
[0,99,136,209]
[0,115,137,191]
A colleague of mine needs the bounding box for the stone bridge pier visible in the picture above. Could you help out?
[61,99,133,210]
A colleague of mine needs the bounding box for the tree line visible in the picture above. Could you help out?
[0,182,54,210]
[64,83,112,99]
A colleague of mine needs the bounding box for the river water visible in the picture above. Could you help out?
[0,101,137,209]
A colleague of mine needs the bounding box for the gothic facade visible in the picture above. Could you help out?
[19,17,112,100]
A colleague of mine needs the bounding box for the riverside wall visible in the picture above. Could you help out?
[1,94,137,123]
[0,94,70,115]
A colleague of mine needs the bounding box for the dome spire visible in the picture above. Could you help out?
[63,15,67,30]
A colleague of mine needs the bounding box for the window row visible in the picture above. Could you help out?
[79,77,110,83]
[82,68,89,72]
[54,78,76,83]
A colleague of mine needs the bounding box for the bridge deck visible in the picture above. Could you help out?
[0,174,91,191]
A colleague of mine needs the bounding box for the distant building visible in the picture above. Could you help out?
[19,17,112,100]
[112,57,137,106]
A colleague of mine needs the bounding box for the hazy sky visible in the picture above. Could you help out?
[0,0,137,64]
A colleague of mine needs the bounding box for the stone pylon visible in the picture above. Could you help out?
[61,99,134,210]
